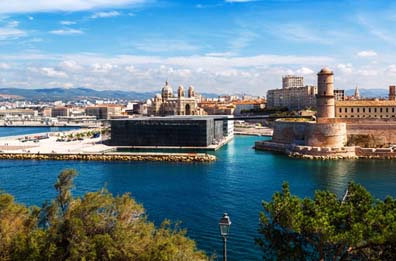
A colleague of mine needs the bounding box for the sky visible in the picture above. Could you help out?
[0,0,395,95]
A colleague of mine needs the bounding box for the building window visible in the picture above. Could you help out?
[375,108,377,113]
[351,108,354,113]
[386,108,389,113]
[393,108,395,113]
[339,108,342,113]
[380,108,383,113]
[363,108,365,113]
[344,108,347,113]
[357,108,360,113]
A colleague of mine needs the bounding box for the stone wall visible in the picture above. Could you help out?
[338,118,396,147]
[271,121,308,144]
[305,122,346,147]
[271,120,346,147]
[0,152,216,163]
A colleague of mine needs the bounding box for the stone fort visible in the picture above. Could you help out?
[256,67,396,159]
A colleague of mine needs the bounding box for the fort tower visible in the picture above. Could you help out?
[316,67,335,119]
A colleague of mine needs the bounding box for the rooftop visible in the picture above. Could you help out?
[336,100,396,106]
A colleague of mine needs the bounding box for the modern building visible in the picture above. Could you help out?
[110,116,233,147]
[282,75,304,89]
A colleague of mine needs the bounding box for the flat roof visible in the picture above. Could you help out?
[111,115,234,121]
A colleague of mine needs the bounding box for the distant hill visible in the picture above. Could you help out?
[0,87,221,101]
[345,88,389,98]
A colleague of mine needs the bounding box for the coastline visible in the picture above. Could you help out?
[255,140,396,160]
[0,151,216,163]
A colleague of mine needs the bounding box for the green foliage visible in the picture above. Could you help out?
[256,182,396,260]
[0,169,207,261]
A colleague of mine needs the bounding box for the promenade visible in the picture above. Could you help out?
[0,129,216,163]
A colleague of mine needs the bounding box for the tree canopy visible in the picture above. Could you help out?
[0,169,207,261]
[256,182,396,260]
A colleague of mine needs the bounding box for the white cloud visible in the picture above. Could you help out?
[7,20,19,27]
[337,63,353,74]
[91,63,115,73]
[91,11,120,19]
[0,27,26,40]
[386,64,396,74]
[134,39,199,53]
[0,1,147,14]
[59,60,83,70]
[125,65,135,73]
[265,24,332,44]
[50,29,83,35]
[357,69,378,76]
[60,20,76,25]
[28,16,34,20]
[357,50,377,57]
[40,67,67,78]
[0,63,10,69]
[295,67,314,75]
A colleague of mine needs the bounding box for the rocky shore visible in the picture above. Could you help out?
[0,152,216,163]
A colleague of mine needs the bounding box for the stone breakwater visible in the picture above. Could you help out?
[0,152,216,163]
[254,140,396,160]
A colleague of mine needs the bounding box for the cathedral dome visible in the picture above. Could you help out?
[161,81,173,99]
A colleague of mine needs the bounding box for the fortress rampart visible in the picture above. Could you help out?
[257,67,396,159]
[271,120,346,148]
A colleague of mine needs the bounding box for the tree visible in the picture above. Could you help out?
[256,182,396,260]
[0,169,207,260]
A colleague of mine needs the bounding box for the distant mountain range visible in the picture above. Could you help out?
[0,87,221,102]
[344,88,389,98]
[0,87,388,101]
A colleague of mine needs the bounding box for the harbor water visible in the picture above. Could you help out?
[1,132,396,260]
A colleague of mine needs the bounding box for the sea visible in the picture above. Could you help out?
[1,128,396,260]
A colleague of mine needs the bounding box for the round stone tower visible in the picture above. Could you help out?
[316,67,335,119]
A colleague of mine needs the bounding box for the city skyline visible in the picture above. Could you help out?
[0,0,395,95]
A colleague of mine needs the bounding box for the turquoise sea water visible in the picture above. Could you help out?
[0,126,79,137]
[1,133,396,260]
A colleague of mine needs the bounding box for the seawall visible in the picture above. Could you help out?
[254,140,396,160]
[0,152,216,163]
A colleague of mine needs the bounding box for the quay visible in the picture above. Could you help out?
[255,140,396,160]
[0,151,216,163]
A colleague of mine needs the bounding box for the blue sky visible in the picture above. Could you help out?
[0,0,395,95]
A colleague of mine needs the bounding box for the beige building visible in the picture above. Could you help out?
[282,75,304,89]
[266,85,317,110]
[51,107,70,118]
[150,81,206,116]
[336,100,396,118]
[85,105,123,120]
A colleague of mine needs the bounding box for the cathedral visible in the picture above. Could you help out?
[150,81,206,116]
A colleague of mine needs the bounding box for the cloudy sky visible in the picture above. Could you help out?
[0,0,395,95]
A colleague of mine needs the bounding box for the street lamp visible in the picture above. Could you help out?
[219,213,231,261]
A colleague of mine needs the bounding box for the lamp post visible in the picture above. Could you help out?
[219,213,231,261]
